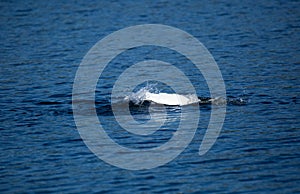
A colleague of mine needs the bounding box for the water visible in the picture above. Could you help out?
[1,0,300,193]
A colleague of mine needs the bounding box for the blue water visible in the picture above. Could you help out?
[1,0,300,193]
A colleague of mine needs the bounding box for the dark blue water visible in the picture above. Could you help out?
[1,0,300,193]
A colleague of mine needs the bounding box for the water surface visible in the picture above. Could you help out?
[1,0,300,193]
